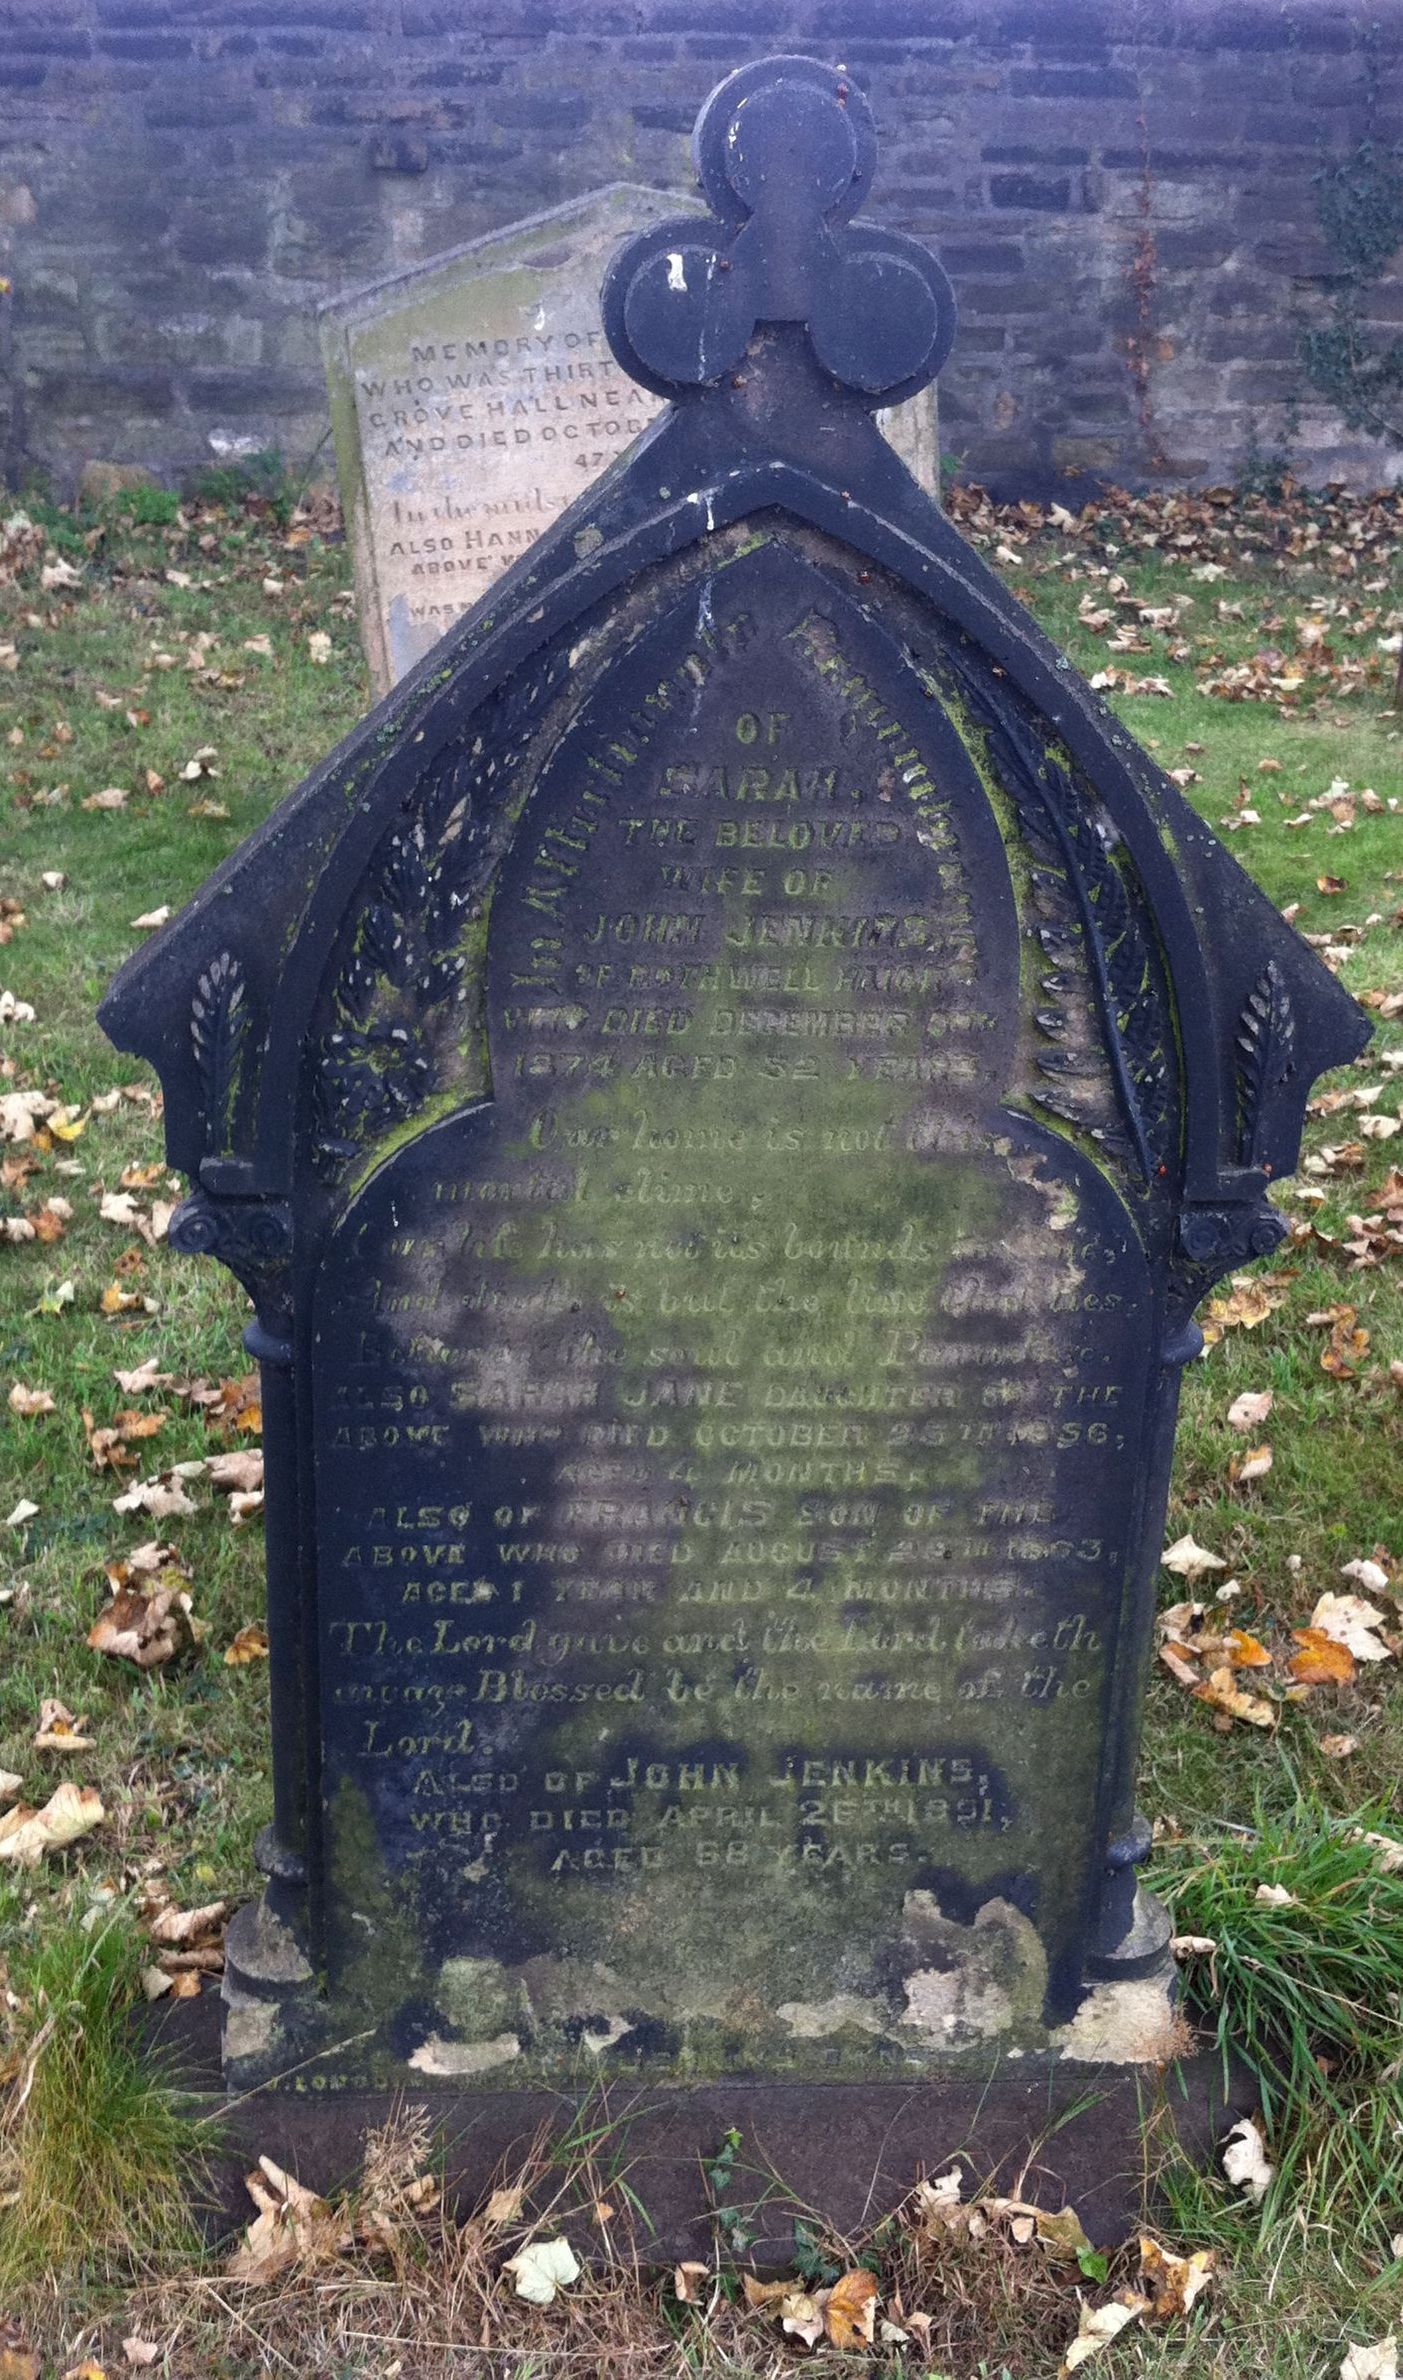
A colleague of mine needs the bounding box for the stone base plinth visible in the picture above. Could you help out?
[149,1990,1250,2258]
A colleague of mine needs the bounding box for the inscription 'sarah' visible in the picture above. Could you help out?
[102,55,1366,2103]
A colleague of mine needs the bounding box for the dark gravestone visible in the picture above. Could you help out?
[103,55,1364,2146]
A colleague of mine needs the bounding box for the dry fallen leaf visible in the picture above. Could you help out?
[146,1898,231,1951]
[0,1780,104,1866]
[88,1584,198,1669]
[226,2156,339,2285]
[7,1383,55,1417]
[112,1469,200,1521]
[1341,1556,1391,1597]
[1289,1628,1357,1686]
[1311,1592,1393,1662]
[225,1623,269,1665]
[1341,2339,1398,2380]
[1319,1732,1360,1758]
[207,1449,264,1496]
[1201,1278,1287,1340]
[1222,2114,1274,2203]
[1227,1388,1274,1430]
[1162,1535,1228,1582]
[1061,2293,1146,2373]
[780,2291,825,2348]
[113,1358,175,1396]
[673,2261,709,2303]
[502,2236,581,2305]
[33,1698,94,1752]
[1193,1665,1277,1730]
[1138,2235,1215,2319]
[121,2345,160,2370]
[824,2267,879,2350]
[1228,1441,1273,1487]
[1254,1882,1299,1908]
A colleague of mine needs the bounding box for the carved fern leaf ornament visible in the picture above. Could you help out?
[1236,960,1297,1167]
[189,951,249,1154]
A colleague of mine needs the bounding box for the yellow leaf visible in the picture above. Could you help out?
[225,1624,269,1665]
[1138,2235,1215,2319]
[1192,1665,1277,1730]
[825,2268,879,2350]
[1289,1629,1356,1686]
[780,2290,825,2347]
[1224,1628,1272,1668]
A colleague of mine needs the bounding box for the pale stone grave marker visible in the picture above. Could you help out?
[322,184,939,695]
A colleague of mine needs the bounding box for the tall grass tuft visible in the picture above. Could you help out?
[1156,1796,1403,2226]
[0,1901,203,2292]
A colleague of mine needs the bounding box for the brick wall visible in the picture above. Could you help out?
[1,0,1400,499]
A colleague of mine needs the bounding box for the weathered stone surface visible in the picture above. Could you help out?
[322,185,942,695]
[102,56,1366,2117]
[5,3,1402,497]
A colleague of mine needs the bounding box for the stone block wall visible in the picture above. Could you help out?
[1,0,1400,498]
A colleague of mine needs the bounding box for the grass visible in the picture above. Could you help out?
[0,472,1401,2372]
[0,1901,202,2296]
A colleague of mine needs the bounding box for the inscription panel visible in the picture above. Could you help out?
[312,541,1156,2079]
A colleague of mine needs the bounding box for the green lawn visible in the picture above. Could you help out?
[1,475,1401,2376]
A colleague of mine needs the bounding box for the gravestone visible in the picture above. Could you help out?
[104,55,1364,2206]
[321,185,940,697]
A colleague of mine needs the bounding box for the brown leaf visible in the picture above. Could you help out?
[742,2276,789,2310]
[7,1383,55,1417]
[226,2155,338,2285]
[1138,2235,1215,2320]
[825,2268,879,2350]
[114,1408,168,1441]
[88,1584,197,1669]
[1201,1279,1287,1339]
[674,2261,709,2304]
[1228,1442,1272,1488]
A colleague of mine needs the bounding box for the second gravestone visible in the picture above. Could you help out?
[104,55,1363,2196]
[321,186,941,697]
